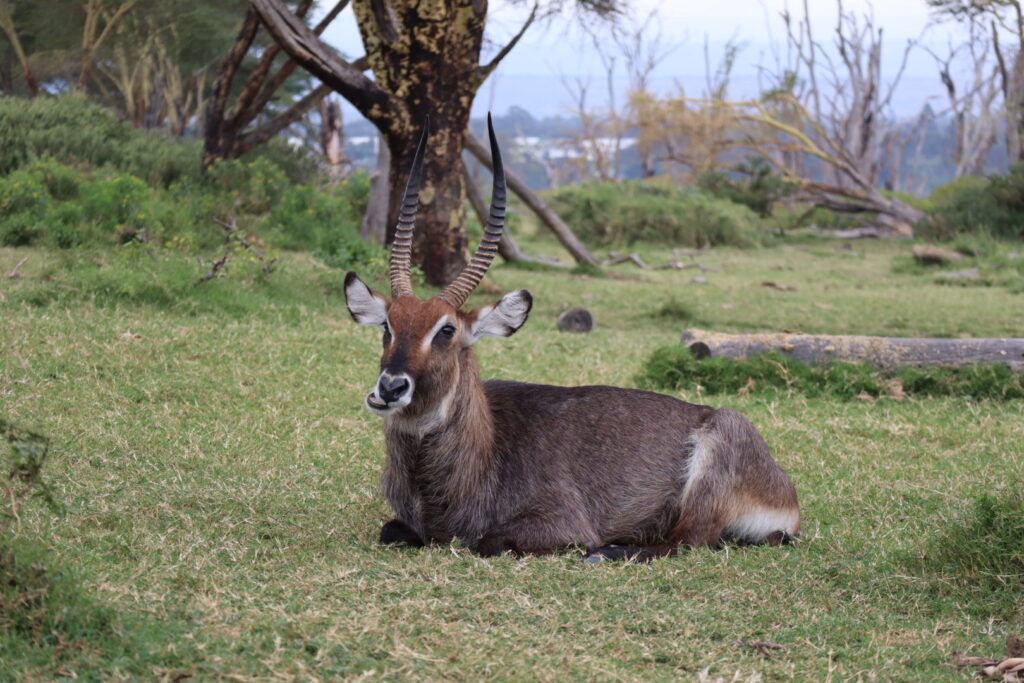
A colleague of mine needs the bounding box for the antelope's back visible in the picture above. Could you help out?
[483,380,716,538]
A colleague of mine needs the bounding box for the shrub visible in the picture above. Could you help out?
[0,96,199,186]
[250,138,322,185]
[696,156,796,218]
[921,166,1024,240]
[203,157,291,215]
[637,347,1024,401]
[0,167,53,246]
[256,172,381,272]
[543,180,765,248]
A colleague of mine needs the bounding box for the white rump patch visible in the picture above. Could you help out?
[724,507,800,543]
[468,290,532,343]
[345,274,387,326]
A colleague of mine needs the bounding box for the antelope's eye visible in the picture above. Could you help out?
[439,324,456,338]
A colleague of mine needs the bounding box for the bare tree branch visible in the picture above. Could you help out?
[249,0,393,125]
[477,3,539,84]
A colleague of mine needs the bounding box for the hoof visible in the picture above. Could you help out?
[379,519,424,547]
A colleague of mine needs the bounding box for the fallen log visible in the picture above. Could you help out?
[681,329,1024,371]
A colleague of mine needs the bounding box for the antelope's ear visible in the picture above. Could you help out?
[467,289,532,344]
[344,271,388,326]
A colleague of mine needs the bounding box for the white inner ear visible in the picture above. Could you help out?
[345,276,387,326]
[469,290,531,343]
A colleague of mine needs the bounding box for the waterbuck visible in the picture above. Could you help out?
[343,117,799,562]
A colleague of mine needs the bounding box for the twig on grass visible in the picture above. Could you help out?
[731,640,787,659]
[197,218,278,284]
[602,250,721,272]
[729,643,782,655]
[6,256,28,279]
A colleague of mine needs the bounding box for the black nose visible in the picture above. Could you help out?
[378,375,410,403]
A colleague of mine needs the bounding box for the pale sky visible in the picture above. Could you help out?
[317,1,975,119]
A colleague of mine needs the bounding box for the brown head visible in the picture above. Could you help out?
[344,115,532,418]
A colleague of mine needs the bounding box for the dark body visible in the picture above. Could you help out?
[379,380,798,558]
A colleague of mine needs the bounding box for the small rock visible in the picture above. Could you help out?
[691,275,707,284]
[557,307,593,333]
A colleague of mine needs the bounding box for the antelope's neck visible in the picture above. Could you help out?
[384,349,497,491]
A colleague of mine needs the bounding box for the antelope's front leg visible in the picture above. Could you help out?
[469,512,589,557]
[379,519,424,547]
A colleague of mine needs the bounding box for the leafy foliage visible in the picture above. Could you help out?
[637,347,1024,400]
[922,164,1024,240]
[696,156,797,218]
[0,154,379,273]
[0,96,200,185]
[543,180,765,247]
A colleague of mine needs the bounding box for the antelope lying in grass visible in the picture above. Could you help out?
[344,117,799,562]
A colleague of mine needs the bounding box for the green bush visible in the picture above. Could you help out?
[0,166,54,246]
[0,96,200,186]
[637,347,1024,401]
[0,154,380,269]
[203,157,291,215]
[696,156,796,218]
[543,180,765,248]
[266,173,369,247]
[921,166,1024,240]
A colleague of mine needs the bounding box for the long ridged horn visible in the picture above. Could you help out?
[438,113,505,309]
[390,122,429,299]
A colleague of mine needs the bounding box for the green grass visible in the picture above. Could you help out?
[1,239,1023,679]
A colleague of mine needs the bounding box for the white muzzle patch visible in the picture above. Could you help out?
[365,372,414,416]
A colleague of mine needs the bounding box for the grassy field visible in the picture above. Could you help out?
[2,238,1022,680]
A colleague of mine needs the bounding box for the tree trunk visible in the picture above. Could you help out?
[319,97,346,183]
[383,118,472,286]
[360,132,390,244]
[250,0,542,287]
[682,329,1024,371]
[203,0,341,172]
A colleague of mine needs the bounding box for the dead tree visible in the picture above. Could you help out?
[463,128,598,266]
[360,132,390,244]
[726,1,927,233]
[319,96,348,183]
[926,25,1002,177]
[930,0,1024,164]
